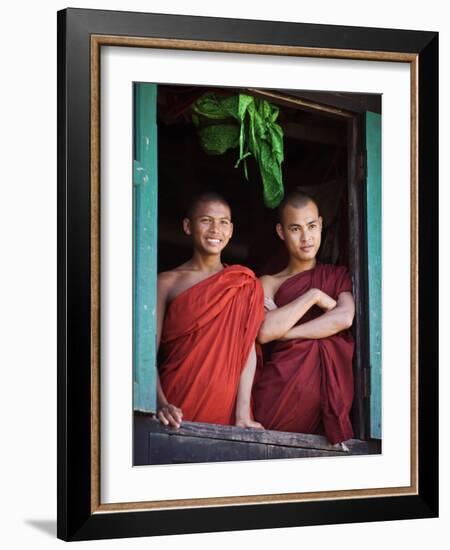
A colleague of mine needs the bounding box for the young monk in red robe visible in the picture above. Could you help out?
[156,192,264,429]
[252,191,355,448]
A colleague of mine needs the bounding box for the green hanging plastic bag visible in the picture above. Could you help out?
[192,92,285,208]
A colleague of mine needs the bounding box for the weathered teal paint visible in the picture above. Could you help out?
[133,83,158,413]
[366,112,382,439]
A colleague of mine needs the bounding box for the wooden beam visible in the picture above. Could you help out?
[282,122,345,145]
[135,413,381,455]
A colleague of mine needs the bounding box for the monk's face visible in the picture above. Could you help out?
[276,201,322,262]
[183,200,233,255]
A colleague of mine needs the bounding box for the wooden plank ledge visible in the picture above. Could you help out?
[134,412,380,456]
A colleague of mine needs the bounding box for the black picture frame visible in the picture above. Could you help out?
[57,8,438,541]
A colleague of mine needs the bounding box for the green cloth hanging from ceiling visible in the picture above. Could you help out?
[192,92,285,208]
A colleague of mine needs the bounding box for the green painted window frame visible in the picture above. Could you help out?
[366,111,382,439]
[133,82,158,413]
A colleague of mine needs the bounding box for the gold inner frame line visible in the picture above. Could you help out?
[90,34,419,514]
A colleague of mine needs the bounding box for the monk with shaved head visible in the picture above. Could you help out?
[156,192,264,430]
[252,190,355,449]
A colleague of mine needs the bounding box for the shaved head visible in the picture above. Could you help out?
[277,190,319,224]
[185,191,231,220]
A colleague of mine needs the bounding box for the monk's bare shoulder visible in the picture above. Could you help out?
[157,269,183,298]
[158,262,192,284]
[259,274,281,299]
[157,269,180,284]
[260,268,292,292]
[158,264,205,302]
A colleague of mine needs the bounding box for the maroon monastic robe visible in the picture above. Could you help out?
[252,264,354,444]
[158,265,264,425]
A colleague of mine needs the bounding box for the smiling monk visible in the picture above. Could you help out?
[155,192,264,430]
[252,190,355,448]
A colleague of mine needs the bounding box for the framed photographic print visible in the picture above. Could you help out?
[57,8,438,541]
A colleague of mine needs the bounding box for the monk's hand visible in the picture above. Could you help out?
[314,289,337,312]
[235,418,265,430]
[156,403,183,429]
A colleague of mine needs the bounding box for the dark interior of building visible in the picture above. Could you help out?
[156,84,351,275]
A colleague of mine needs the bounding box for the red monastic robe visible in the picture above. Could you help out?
[158,265,264,425]
[252,264,354,444]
